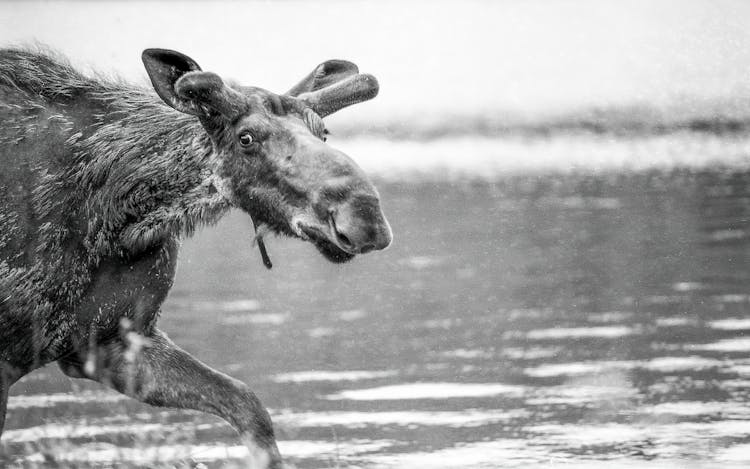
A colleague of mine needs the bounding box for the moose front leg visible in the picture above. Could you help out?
[58,329,282,469]
[0,369,8,436]
[0,362,22,437]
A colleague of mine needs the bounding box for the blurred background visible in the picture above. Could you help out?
[4,1,750,468]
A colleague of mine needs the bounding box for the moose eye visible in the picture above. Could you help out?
[238,131,254,146]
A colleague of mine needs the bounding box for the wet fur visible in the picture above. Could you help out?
[0,48,230,376]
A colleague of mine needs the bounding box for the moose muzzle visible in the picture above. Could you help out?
[328,192,392,254]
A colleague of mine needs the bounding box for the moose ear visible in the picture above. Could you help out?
[142,49,244,118]
[286,60,359,97]
[142,48,205,115]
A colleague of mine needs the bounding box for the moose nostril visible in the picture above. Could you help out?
[335,230,355,250]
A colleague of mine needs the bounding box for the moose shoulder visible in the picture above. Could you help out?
[0,48,391,468]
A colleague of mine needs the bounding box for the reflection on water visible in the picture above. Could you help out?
[4,169,750,468]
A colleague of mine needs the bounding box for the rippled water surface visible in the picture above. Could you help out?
[4,170,750,468]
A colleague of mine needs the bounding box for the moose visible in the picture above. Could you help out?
[0,47,392,468]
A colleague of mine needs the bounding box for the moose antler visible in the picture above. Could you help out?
[297,74,379,117]
[287,60,379,118]
[286,60,359,97]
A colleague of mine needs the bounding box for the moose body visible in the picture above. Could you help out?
[0,48,391,468]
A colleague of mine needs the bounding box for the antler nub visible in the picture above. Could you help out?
[298,73,379,118]
[286,60,359,97]
[286,60,379,118]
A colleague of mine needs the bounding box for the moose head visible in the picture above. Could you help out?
[142,49,392,266]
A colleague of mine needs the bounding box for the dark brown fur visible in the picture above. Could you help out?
[0,49,223,366]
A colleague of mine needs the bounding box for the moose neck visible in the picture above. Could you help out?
[79,101,232,257]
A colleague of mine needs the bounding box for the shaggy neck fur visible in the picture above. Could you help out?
[76,104,231,255]
[0,48,231,365]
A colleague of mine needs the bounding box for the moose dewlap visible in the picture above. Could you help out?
[0,47,391,468]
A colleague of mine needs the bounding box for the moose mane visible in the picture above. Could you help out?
[0,47,108,100]
[0,48,231,363]
[1,47,230,253]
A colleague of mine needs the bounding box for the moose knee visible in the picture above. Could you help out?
[223,383,277,444]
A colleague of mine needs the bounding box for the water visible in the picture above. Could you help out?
[2,1,750,466]
[3,160,750,468]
